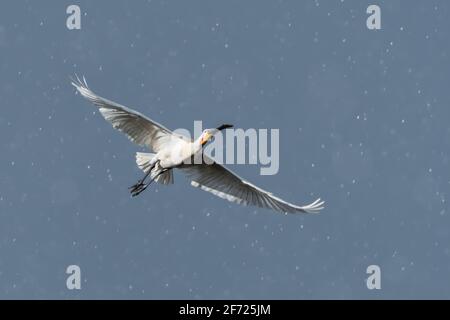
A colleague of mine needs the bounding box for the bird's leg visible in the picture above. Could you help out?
[130,174,156,197]
[129,169,152,191]
[129,161,158,193]
[130,168,169,197]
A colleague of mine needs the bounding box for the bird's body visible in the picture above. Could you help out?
[158,138,193,168]
[71,76,324,214]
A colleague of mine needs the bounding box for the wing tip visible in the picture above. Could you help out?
[70,74,89,92]
[297,198,325,214]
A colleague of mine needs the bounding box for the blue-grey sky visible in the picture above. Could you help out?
[1,0,450,299]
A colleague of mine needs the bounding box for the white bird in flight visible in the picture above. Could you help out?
[71,76,324,214]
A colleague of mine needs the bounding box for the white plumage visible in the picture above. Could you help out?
[72,76,324,214]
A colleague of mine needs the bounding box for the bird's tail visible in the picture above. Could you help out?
[136,152,156,172]
[135,152,173,185]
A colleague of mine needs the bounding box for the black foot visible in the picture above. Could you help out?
[131,184,148,197]
[129,180,143,191]
[129,181,148,197]
[129,166,167,198]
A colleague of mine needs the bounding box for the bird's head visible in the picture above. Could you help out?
[199,124,233,146]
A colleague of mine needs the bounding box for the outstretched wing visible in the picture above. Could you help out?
[72,75,174,152]
[180,156,324,214]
